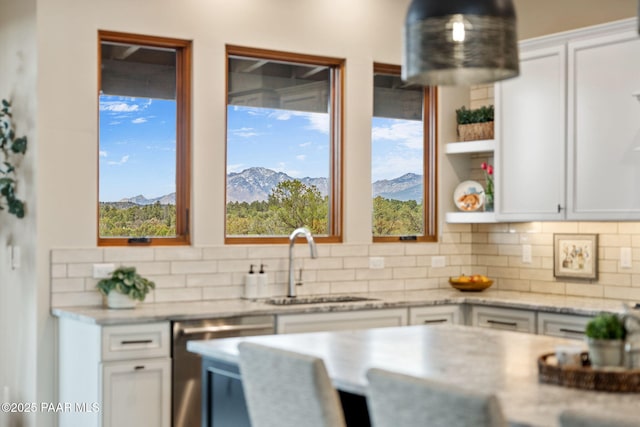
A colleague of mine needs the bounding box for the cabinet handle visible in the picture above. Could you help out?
[423,319,447,324]
[559,328,584,335]
[557,204,563,213]
[180,324,274,336]
[121,339,153,345]
[134,365,145,370]
[487,319,518,328]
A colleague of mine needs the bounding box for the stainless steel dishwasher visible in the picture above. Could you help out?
[172,315,275,427]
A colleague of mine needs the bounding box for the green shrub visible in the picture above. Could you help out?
[585,313,626,340]
[455,105,494,124]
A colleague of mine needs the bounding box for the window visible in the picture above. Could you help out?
[98,31,191,246]
[372,63,437,242]
[225,46,343,243]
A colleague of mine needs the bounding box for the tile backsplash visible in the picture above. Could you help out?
[51,222,640,308]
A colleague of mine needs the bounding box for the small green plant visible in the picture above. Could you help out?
[585,313,626,340]
[455,105,494,125]
[96,266,155,301]
[0,99,28,218]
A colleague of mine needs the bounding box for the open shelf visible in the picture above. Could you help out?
[445,211,497,223]
[445,139,495,154]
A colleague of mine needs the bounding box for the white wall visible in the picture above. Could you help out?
[0,0,37,426]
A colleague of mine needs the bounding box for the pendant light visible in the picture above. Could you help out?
[403,0,519,86]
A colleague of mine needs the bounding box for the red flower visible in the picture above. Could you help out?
[487,165,493,175]
[481,162,487,171]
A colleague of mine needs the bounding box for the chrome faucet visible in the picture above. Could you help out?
[288,227,318,297]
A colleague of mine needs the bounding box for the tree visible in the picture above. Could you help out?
[268,180,328,234]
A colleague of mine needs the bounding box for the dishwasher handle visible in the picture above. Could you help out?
[179,323,274,336]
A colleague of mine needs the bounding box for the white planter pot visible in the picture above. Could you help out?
[106,292,138,309]
[587,338,624,368]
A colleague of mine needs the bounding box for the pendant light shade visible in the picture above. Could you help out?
[403,0,519,86]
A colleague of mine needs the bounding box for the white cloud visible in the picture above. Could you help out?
[269,111,292,121]
[100,102,139,113]
[299,141,312,147]
[372,153,422,182]
[296,154,306,161]
[304,112,330,134]
[107,155,130,166]
[99,150,108,157]
[132,117,147,124]
[231,127,259,138]
[372,120,423,149]
[228,163,246,173]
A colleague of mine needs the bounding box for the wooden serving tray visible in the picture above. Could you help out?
[538,352,640,392]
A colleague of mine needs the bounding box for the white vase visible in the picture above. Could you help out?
[587,338,624,368]
[106,292,138,309]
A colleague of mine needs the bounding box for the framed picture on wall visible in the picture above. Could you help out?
[553,233,598,280]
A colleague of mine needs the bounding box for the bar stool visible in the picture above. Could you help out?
[237,342,347,427]
[366,368,507,427]
[559,409,638,427]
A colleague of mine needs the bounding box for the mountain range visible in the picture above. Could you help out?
[111,167,423,205]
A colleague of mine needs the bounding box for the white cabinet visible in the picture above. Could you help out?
[496,44,566,221]
[567,26,640,220]
[470,305,536,333]
[494,18,639,222]
[537,312,591,340]
[276,308,408,334]
[58,319,171,427]
[409,305,463,325]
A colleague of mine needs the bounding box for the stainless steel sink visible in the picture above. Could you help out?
[266,296,377,305]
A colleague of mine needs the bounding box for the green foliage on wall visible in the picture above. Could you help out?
[0,99,28,218]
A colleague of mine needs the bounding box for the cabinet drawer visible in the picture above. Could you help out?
[537,312,590,340]
[102,322,170,361]
[471,306,536,333]
[277,309,407,334]
[409,305,462,325]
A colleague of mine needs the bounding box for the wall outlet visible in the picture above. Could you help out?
[431,256,446,268]
[93,263,116,279]
[522,245,532,264]
[369,257,385,269]
[620,247,632,269]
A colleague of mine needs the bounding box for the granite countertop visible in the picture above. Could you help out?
[51,289,635,325]
[187,324,638,427]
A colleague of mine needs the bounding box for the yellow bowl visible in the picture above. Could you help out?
[449,277,494,292]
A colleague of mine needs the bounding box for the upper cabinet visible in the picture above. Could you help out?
[567,27,640,220]
[495,18,640,222]
[496,44,566,221]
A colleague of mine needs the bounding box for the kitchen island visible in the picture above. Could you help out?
[188,324,639,427]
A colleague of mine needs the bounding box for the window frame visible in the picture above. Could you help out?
[97,30,192,247]
[372,63,438,243]
[224,45,344,245]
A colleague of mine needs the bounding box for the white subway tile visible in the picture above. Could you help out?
[51,291,103,307]
[52,278,85,293]
[51,264,67,278]
[172,260,217,275]
[330,245,368,257]
[154,288,203,303]
[67,263,93,278]
[51,249,103,263]
[104,248,154,262]
[187,273,234,287]
[202,246,248,260]
[154,247,202,261]
[202,286,244,300]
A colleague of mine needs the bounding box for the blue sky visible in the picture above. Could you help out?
[99,98,424,202]
[99,95,176,202]
[227,106,330,178]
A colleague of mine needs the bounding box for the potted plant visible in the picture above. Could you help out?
[455,105,494,141]
[585,313,626,368]
[0,99,28,218]
[96,266,155,309]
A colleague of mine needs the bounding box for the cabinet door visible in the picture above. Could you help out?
[537,312,590,340]
[409,305,462,325]
[567,30,640,219]
[276,308,408,334]
[102,358,171,427]
[495,45,566,220]
[470,306,536,333]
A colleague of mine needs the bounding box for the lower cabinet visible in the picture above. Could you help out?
[537,312,590,340]
[276,308,408,334]
[409,305,463,325]
[470,305,536,333]
[58,318,171,427]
